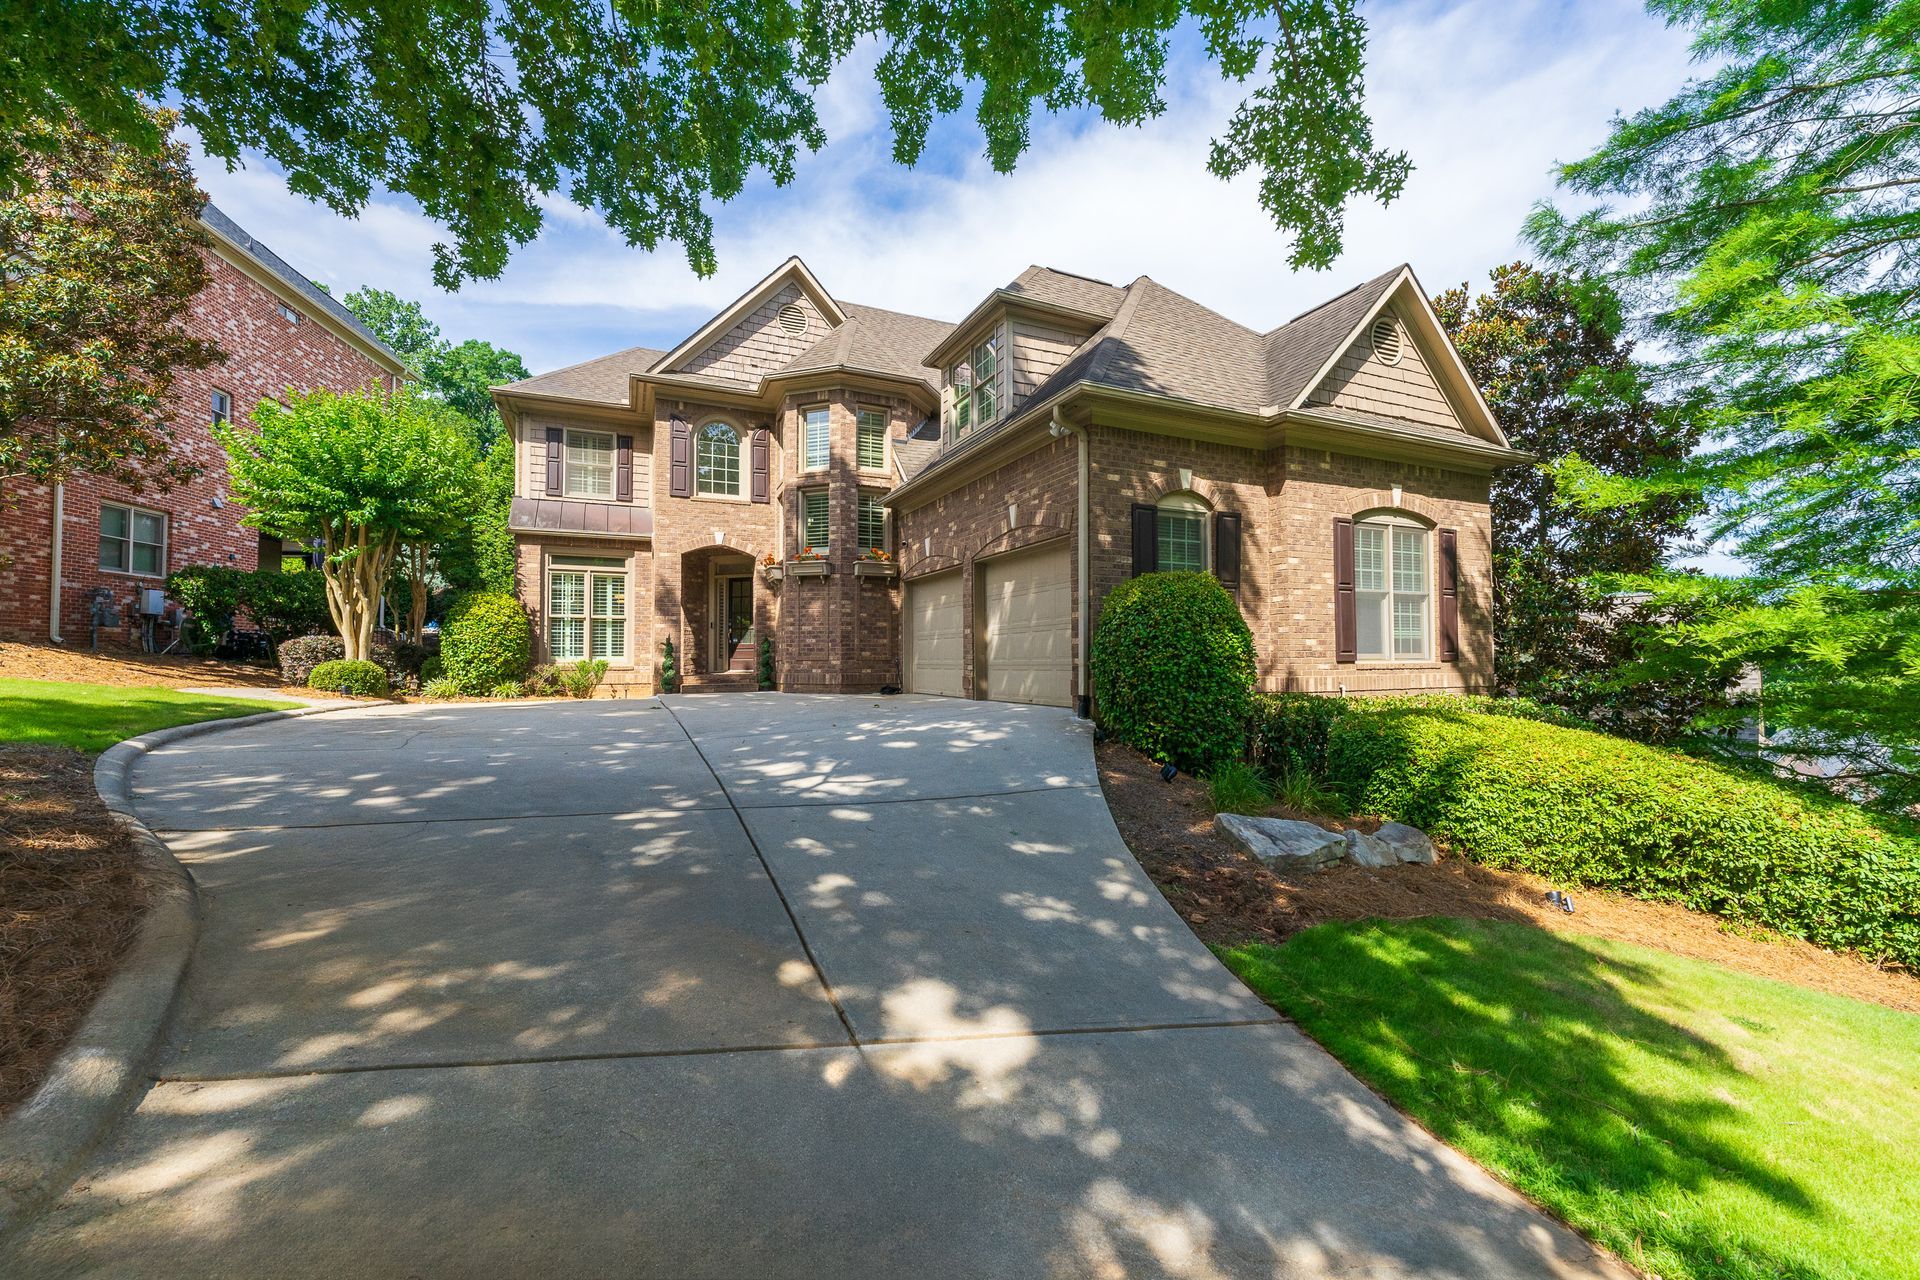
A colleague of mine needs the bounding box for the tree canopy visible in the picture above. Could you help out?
[8,1,1406,286]
[342,288,527,448]
[0,109,217,491]
[217,387,478,660]
[1527,0,1920,803]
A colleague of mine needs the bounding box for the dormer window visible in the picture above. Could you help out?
[946,330,1001,440]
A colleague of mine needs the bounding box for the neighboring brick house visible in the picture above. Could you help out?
[0,204,407,647]
[491,258,1524,706]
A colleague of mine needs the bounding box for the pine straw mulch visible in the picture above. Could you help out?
[0,746,151,1117]
[1096,739,1920,1016]
[0,640,282,689]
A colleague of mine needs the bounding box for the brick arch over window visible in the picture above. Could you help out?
[1347,489,1446,526]
[903,554,965,580]
[1142,474,1232,508]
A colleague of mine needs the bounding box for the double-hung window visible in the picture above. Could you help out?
[857,491,886,553]
[1156,494,1208,573]
[1354,516,1430,661]
[696,422,741,496]
[803,406,830,471]
[800,490,830,552]
[548,560,627,661]
[210,389,232,426]
[971,334,999,425]
[856,408,887,471]
[564,429,615,498]
[99,503,166,576]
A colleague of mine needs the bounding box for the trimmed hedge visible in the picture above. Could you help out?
[1325,704,1920,968]
[440,592,531,694]
[308,659,390,697]
[1091,572,1255,773]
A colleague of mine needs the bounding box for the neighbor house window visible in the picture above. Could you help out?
[856,408,887,471]
[1156,494,1208,573]
[210,389,232,426]
[100,503,167,577]
[803,406,830,471]
[276,302,300,324]
[800,489,830,552]
[549,562,627,661]
[857,491,886,553]
[971,334,999,425]
[696,421,741,496]
[1354,515,1430,661]
[564,429,615,498]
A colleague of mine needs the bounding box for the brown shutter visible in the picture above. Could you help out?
[1212,511,1241,597]
[1438,527,1460,662]
[1333,517,1357,664]
[1130,504,1158,576]
[544,426,563,495]
[750,428,770,503]
[668,417,691,498]
[615,434,633,502]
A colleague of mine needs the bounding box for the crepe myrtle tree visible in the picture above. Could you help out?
[216,387,478,662]
[9,0,1406,285]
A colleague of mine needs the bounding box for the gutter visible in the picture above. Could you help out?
[1049,407,1091,719]
[47,482,64,643]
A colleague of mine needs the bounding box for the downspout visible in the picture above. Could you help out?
[47,481,65,643]
[1050,407,1091,719]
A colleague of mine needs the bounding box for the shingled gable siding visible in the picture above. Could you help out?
[514,414,652,507]
[1305,307,1463,432]
[1009,318,1089,410]
[0,245,395,643]
[679,282,830,384]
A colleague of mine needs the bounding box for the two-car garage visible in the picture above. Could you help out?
[903,541,1073,708]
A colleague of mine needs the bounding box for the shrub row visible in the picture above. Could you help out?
[1321,703,1920,968]
[166,565,331,652]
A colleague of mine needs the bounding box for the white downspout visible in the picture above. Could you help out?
[1051,407,1091,719]
[48,481,65,643]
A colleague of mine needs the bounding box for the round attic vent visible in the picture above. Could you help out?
[1370,317,1404,366]
[777,303,808,336]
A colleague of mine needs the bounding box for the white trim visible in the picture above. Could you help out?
[98,500,169,579]
[1352,515,1432,663]
[693,417,745,498]
[561,427,617,500]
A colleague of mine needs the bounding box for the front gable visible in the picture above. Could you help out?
[1306,305,1462,432]
[657,258,847,387]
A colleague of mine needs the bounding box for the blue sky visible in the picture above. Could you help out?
[188,0,1698,379]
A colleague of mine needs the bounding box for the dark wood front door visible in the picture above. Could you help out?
[725,577,754,671]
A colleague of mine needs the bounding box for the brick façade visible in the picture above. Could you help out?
[0,232,400,646]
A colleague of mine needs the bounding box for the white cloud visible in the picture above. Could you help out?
[187,0,1698,373]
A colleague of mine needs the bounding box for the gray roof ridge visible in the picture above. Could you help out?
[1272,263,1409,333]
[198,202,402,366]
[1084,279,1150,383]
[501,342,666,389]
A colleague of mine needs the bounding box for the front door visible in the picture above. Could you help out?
[713,576,754,673]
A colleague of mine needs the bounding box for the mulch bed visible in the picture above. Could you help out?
[0,746,150,1117]
[1097,738,1920,1015]
[0,640,282,689]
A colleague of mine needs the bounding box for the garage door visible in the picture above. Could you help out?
[983,541,1072,707]
[905,570,965,697]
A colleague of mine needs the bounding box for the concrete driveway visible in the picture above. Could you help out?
[3,695,1624,1278]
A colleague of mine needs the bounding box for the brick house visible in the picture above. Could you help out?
[0,204,407,647]
[491,258,1523,707]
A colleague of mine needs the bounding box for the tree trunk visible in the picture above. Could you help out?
[320,522,399,663]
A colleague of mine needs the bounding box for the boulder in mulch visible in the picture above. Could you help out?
[1344,828,1399,868]
[1217,814,1346,869]
[1372,821,1438,865]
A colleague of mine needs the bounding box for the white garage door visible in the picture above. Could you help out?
[905,571,965,697]
[983,542,1072,707]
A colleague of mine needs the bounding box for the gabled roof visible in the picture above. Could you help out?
[892,434,941,481]
[651,257,847,375]
[198,203,406,373]
[498,344,667,406]
[779,302,954,386]
[1264,265,1407,408]
[1002,266,1128,320]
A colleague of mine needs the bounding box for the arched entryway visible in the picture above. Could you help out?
[680,545,759,681]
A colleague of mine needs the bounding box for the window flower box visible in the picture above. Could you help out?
[762,564,784,584]
[787,558,831,578]
[853,559,899,580]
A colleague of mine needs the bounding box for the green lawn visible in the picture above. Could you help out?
[1220,918,1920,1280]
[0,678,299,752]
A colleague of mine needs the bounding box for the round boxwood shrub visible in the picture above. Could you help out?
[440,591,531,694]
[1091,571,1255,774]
[307,659,390,697]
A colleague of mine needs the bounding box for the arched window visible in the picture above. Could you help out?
[696,421,741,496]
[1353,512,1431,660]
[1156,492,1209,573]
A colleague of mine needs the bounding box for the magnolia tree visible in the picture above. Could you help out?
[217,388,478,661]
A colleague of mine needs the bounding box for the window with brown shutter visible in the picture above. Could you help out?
[1334,517,1357,664]
[1213,511,1242,597]
[1130,504,1158,576]
[1438,527,1460,662]
[668,417,692,498]
[615,435,633,502]
[545,426,563,495]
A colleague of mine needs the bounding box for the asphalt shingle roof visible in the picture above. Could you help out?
[499,345,667,405]
[780,302,955,386]
[1002,266,1128,320]
[199,203,403,366]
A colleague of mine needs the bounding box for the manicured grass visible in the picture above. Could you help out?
[1220,918,1920,1280]
[0,678,298,752]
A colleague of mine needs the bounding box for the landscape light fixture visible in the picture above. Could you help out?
[1160,762,1178,782]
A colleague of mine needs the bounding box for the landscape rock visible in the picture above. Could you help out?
[1344,829,1401,868]
[1216,814,1346,869]
[1372,821,1438,865]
